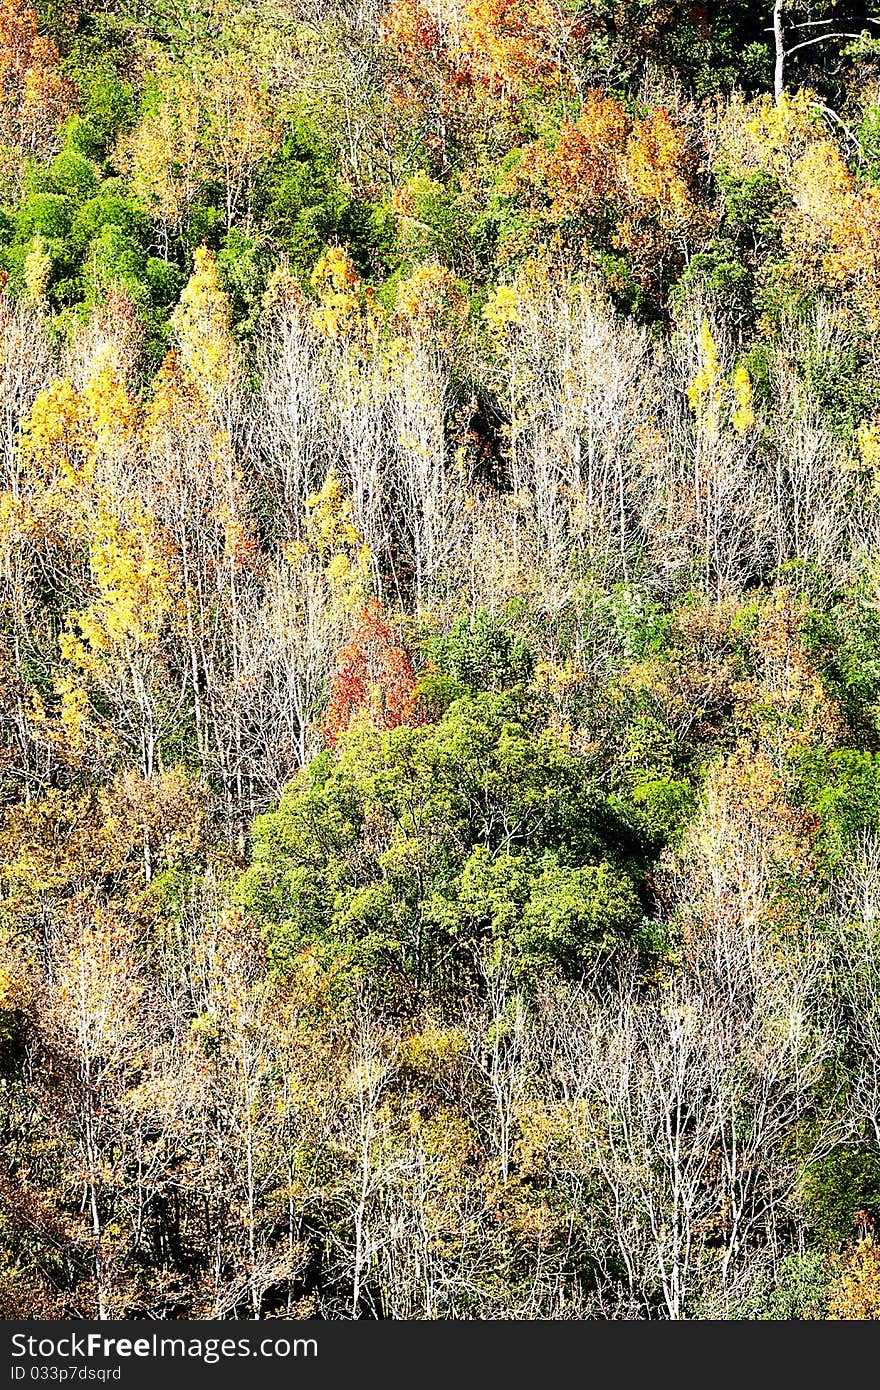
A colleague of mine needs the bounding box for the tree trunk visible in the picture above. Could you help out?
[774,0,785,100]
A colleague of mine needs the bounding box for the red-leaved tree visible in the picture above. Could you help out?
[321,600,418,745]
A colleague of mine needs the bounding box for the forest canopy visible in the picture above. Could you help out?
[3,0,880,1320]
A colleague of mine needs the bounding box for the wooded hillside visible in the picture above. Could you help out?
[2,0,880,1320]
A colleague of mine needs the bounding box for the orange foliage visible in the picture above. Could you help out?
[380,0,574,112]
[458,0,569,93]
[511,91,706,280]
[0,0,74,161]
[381,0,446,66]
[519,92,629,220]
[622,107,697,215]
[321,599,418,745]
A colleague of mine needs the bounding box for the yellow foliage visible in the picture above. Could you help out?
[141,348,200,449]
[57,674,90,761]
[623,107,694,214]
[311,244,358,297]
[791,139,854,229]
[735,587,844,755]
[22,376,83,485]
[301,469,371,609]
[118,59,279,237]
[687,324,756,439]
[687,318,725,438]
[49,906,143,1063]
[99,767,212,882]
[532,657,585,696]
[858,419,880,490]
[827,1233,880,1319]
[22,232,50,303]
[22,345,138,497]
[0,490,31,564]
[171,246,233,400]
[0,788,117,911]
[730,363,755,435]
[397,1026,466,1074]
[61,500,178,676]
[394,261,468,347]
[744,90,820,175]
[117,71,204,231]
[261,262,305,320]
[309,246,383,346]
[482,282,520,338]
[786,139,880,330]
[79,344,139,462]
[712,89,821,184]
[415,1106,479,1184]
[671,740,821,943]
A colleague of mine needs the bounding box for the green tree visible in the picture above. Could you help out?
[238,692,640,997]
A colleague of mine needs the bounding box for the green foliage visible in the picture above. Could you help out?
[717,169,785,257]
[39,151,100,203]
[69,191,149,254]
[728,1251,831,1320]
[446,846,641,982]
[798,750,880,861]
[597,250,656,321]
[629,775,696,843]
[800,1150,880,1246]
[799,585,880,741]
[72,63,136,156]
[238,693,640,995]
[424,607,535,694]
[858,106,880,184]
[392,172,478,275]
[604,586,674,663]
[217,227,266,331]
[796,333,876,445]
[671,242,752,320]
[256,119,392,281]
[15,192,72,241]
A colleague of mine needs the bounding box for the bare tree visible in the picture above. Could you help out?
[772,2,880,101]
[546,922,840,1317]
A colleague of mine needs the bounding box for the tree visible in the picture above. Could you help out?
[321,599,418,745]
[239,691,638,996]
[508,92,706,303]
[235,471,372,786]
[116,71,206,256]
[0,0,74,173]
[827,1227,880,1318]
[548,922,839,1318]
[38,905,146,1319]
[58,497,182,779]
[771,1,880,101]
[171,245,234,404]
[200,55,281,234]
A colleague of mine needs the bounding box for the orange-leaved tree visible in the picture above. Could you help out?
[321,599,417,745]
[0,0,74,168]
[507,91,707,294]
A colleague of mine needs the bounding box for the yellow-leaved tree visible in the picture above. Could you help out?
[59,498,180,778]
